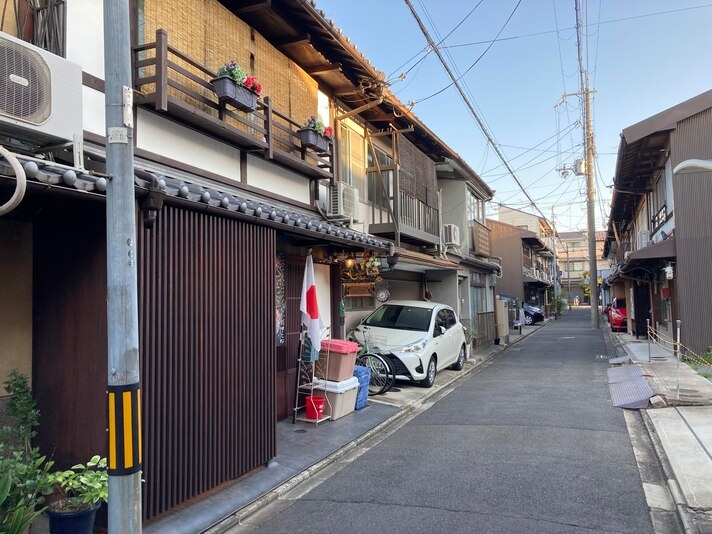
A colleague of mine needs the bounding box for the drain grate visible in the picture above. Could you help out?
[596,354,613,359]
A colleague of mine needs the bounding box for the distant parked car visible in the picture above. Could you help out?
[522,303,544,325]
[349,300,467,388]
[608,297,627,331]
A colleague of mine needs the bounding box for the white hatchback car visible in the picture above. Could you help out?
[349,300,467,388]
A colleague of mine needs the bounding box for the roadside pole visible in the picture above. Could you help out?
[104,0,142,532]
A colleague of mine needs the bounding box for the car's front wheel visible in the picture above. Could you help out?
[524,313,533,325]
[420,357,436,388]
[451,344,466,371]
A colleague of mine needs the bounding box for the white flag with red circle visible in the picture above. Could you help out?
[300,253,324,351]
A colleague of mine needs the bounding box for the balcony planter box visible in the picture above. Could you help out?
[297,128,330,152]
[210,76,257,112]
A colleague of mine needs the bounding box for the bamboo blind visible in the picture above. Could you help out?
[142,0,319,133]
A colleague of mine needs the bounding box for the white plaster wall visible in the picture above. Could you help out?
[246,155,310,204]
[83,87,106,138]
[136,109,243,181]
[314,262,332,335]
[66,0,104,79]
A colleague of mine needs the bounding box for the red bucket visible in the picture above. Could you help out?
[305,395,325,420]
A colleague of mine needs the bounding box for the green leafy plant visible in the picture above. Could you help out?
[217,59,262,94]
[303,115,333,139]
[0,370,53,528]
[46,455,108,513]
[1,369,40,456]
[0,472,45,534]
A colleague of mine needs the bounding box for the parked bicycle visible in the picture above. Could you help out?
[349,329,395,395]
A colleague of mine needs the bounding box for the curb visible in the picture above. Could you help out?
[640,409,694,533]
[605,324,692,532]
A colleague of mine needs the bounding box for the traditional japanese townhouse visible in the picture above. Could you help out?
[604,89,712,350]
[0,0,490,527]
[487,217,555,310]
[437,158,501,348]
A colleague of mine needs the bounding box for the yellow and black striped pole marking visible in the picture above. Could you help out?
[107,383,142,475]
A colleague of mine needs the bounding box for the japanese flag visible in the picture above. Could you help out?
[300,253,324,351]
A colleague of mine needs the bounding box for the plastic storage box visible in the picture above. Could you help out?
[352,365,370,410]
[313,376,359,420]
[316,339,359,381]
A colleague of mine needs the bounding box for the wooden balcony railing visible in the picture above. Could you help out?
[132,29,333,180]
[398,190,439,237]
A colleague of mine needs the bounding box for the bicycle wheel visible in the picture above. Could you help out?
[379,354,397,393]
[355,353,392,395]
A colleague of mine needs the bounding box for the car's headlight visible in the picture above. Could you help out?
[401,339,427,353]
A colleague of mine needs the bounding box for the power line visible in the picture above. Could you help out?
[403,0,552,224]
[439,4,712,50]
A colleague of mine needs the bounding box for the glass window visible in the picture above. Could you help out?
[339,123,366,196]
[366,145,393,208]
[649,172,667,229]
[363,304,432,331]
[466,190,486,224]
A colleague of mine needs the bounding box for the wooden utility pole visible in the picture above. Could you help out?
[584,78,599,327]
[576,0,599,328]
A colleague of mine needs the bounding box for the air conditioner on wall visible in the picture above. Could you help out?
[328,181,359,220]
[0,31,83,153]
[442,223,460,246]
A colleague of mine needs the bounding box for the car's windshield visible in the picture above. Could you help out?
[363,305,433,331]
[613,299,626,309]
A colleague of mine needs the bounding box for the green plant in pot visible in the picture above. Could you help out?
[45,455,108,534]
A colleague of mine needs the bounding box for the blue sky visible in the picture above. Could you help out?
[316,1,712,232]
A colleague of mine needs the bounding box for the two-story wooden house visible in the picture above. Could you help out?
[604,89,712,349]
[487,218,554,311]
[437,158,501,347]
[0,0,499,526]
[488,207,555,311]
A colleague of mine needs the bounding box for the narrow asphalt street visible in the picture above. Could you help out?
[227,307,656,533]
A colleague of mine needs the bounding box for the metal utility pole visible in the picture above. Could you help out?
[104,0,142,531]
[575,0,599,328]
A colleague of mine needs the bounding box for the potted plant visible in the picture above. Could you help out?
[44,455,108,534]
[210,59,262,112]
[297,115,333,152]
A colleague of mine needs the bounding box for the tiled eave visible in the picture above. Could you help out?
[0,153,392,253]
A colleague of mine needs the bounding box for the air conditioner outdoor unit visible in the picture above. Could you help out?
[328,181,359,220]
[442,223,460,246]
[636,229,650,250]
[0,31,83,151]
